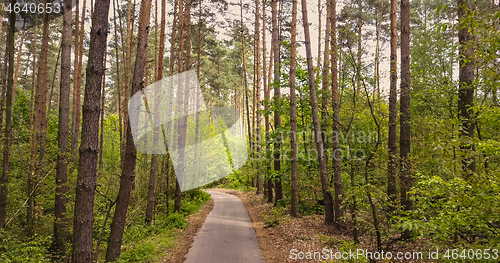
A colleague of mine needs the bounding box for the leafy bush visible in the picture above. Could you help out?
[0,234,52,263]
[165,212,188,229]
[264,207,287,227]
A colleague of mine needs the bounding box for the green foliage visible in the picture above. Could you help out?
[0,233,52,263]
[164,213,188,230]
[263,207,287,227]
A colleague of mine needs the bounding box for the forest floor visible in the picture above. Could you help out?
[161,197,215,263]
[215,188,433,263]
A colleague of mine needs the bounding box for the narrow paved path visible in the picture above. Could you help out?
[184,190,266,263]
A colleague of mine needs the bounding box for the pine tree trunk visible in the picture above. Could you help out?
[356,1,362,97]
[301,0,334,224]
[122,0,134,155]
[317,0,322,69]
[399,0,412,213]
[374,4,383,99]
[253,0,264,201]
[113,0,124,157]
[12,24,26,102]
[387,0,398,205]
[71,0,111,261]
[0,0,16,228]
[457,0,476,176]
[27,16,38,239]
[106,0,152,260]
[271,0,282,204]
[321,0,330,178]
[262,0,272,200]
[46,45,62,123]
[174,0,185,213]
[329,0,343,222]
[53,0,72,256]
[240,0,253,191]
[147,0,166,225]
[98,54,107,171]
[72,0,86,160]
[29,1,51,237]
[289,0,299,218]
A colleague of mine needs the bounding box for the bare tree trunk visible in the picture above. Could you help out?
[253,0,264,201]
[329,0,343,223]
[46,44,62,123]
[52,0,72,256]
[12,24,26,102]
[72,0,87,160]
[106,0,152,260]
[374,3,383,99]
[240,0,253,191]
[261,0,272,199]
[387,0,397,205]
[400,0,412,215]
[27,15,38,239]
[98,53,107,170]
[301,0,334,224]
[271,0,282,204]
[321,0,330,179]
[317,0,322,69]
[0,35,7,147]
[122,0,134,151]
[29,1,51,237]
[290,0,299,218]
[174,0,185,213]
[71,0,111,261]
[356,0,362,97]
[457,0,476,177]
[0,0,15,228]
[146,0,166,225]
[113,0,124,158]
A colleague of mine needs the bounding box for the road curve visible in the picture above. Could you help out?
[184,190,266,263]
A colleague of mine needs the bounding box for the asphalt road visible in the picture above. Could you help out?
[184,190,266,263]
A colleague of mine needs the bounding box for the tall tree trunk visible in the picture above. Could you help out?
[317,0,322,69]
[113,0,124,158]
[122,0,134,154]
[387,0,397,205]
[29,1,51,238]
[374,3,383,99]
[290,0,299,218]
[12,23,26,102]
[356,1,363,97]
[321,0,330,180]
[329,0,343,222]
[301,0,334,224]
[241,0,253,191]
[400,0,412,214]
[147,0,166,225]
[98,53,107,171]
[457,0,476,177]
[271,0,283,204]
[262,0,272,202]
[53,0,72,256]
[0,0,15,228]
[27,15,38,239]
[174,0,185,213]
[72,0,86,160]
[71,0,111,261]
[46,44,62,123]
[106,0,152,260]
[254,0,264,201]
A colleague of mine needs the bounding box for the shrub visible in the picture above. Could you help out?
[264,207,286,227]
[165,213,188,229]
